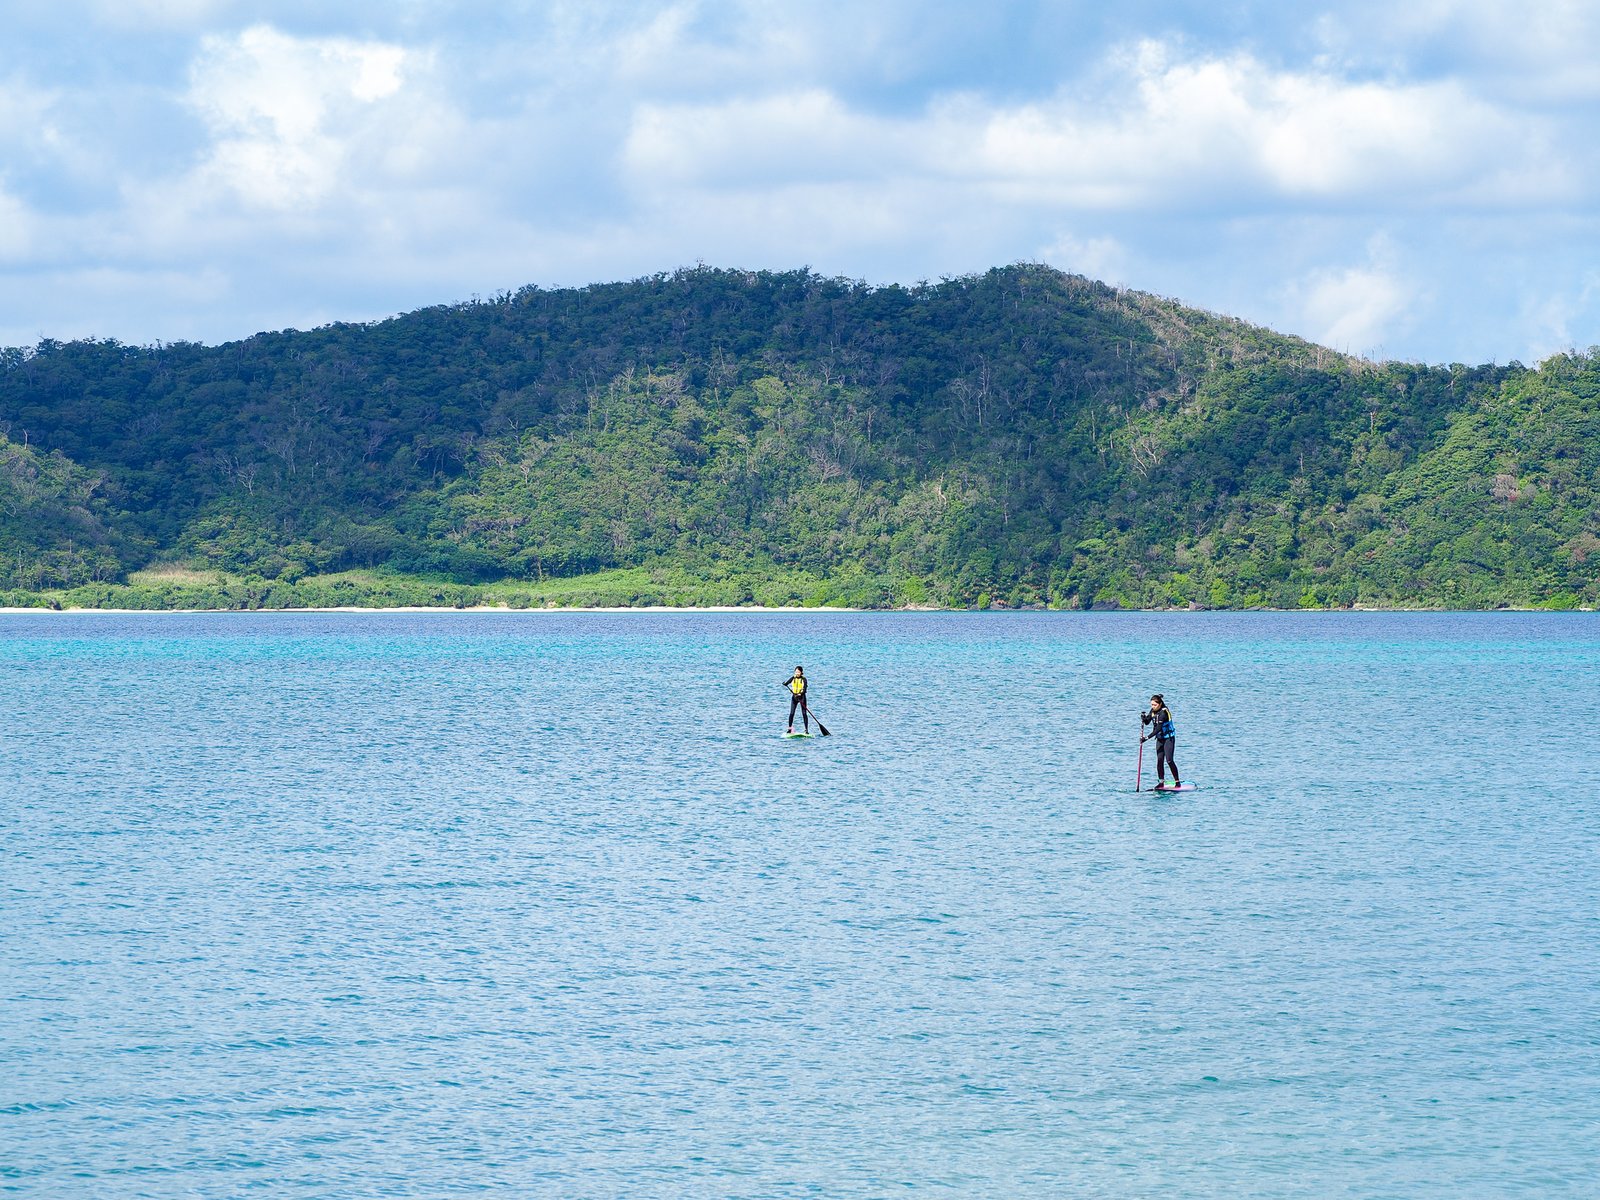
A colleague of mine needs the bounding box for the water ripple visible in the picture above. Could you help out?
[0,612,1596,1198]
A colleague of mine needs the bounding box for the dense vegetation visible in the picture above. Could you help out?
[0,265,1595,609]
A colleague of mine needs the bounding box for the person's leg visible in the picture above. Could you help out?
[788,695,801,731]
[800,697,811,732]
[1164,739,1179,785]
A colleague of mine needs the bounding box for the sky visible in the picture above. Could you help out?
[2,0,1598,364]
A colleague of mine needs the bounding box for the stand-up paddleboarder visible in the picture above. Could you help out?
[783,666,811,735]
[1141,694,1182,790]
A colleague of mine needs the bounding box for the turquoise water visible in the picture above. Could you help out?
[1,612,1596,1198]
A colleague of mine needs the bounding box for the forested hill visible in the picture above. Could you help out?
[0,264,1596,610]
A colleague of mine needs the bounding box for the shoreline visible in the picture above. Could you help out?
[0,604,863,615]
[0,604,1588,616]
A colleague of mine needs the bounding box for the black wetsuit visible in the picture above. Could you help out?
[785,678,810,731]
[1142,707,1180,784]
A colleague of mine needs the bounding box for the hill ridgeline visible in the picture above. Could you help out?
[1,264,1595,610]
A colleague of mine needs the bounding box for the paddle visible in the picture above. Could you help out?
[1135,731,1145,792]
[804,701,831,737]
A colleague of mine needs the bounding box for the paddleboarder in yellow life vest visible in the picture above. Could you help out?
[778,666,831,737]
[783,666,811,734]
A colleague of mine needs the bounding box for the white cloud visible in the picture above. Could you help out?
[185,24,411,209]
[972,40,1547,206]
[1289,239,1417,356]
[0,75,65,160]
[1519,272,1600,363]
[625,90,907,187]
[1039,232,1125,282]
[1316,0,1600,101]
[611,3,805,91]
[620,39,1552,214]
[600,0,938,97]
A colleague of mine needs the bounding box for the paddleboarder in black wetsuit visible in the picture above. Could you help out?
[783,666,811,734]
[1141,694,1181,788]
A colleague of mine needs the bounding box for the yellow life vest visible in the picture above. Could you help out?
[789,676,806,695]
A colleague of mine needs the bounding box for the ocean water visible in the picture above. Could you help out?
[0,611,1596,1198]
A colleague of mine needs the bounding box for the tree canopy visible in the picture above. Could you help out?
[0,265,1594,609]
